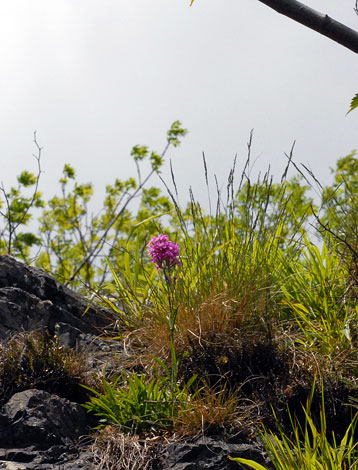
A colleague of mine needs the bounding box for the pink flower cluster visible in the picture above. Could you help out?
[147,234,180,271]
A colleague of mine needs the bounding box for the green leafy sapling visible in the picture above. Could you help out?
[36,121,187,290]
[36,164,95,287]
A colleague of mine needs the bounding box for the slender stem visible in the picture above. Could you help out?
[163,268,179,390]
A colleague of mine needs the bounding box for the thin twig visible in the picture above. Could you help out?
[311,203,358,259]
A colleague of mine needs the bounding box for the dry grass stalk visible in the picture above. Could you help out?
[173,384,256,436]
[91,426,162,470]
[128,289,267,367]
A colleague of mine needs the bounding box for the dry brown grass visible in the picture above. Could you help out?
[173,383,257,437]
[124,289,271,370]
[91,426,163,470]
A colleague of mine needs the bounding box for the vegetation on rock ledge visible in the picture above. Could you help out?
[2,125,358,469]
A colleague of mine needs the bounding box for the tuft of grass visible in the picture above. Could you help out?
[82,370,197,433]
[173,382,254,436]
[91,426,162,470]
[230,381,358,470]
[280,234,353,355]
[0,330,90,406]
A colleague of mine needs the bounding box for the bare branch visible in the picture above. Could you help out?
[257,0,358,54]
[0,183,12,253]
[17,131,43,228]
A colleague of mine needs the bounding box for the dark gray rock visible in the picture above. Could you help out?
[0,451,95,470]
[0,389,95,469]
[1,389,88,447]
[0,256,116,468]
[0,255,112,345]
[162,436,268,470]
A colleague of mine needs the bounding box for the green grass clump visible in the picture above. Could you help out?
[230,382,358,470]
[81,371,196,433]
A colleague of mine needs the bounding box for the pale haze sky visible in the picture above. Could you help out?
[1,0,357,208]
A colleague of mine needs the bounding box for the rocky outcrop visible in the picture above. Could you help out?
[0,255,111,346]
[0,255,111,469]
[0,255,269,470]
[0,389,94,470]
[163,436,269,470]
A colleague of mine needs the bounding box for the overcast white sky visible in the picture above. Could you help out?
[1,0,357,209]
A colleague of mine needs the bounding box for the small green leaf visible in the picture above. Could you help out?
[347,93,358,115]
[63,164,75,179]
[150,151,163,171]
[131,145,149,161]
[16,232,41,246]
[228,456,268,470]
[167,121,187,147]
[17,171,37,187]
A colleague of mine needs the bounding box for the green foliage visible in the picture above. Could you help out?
[131,145,149,161]
[17,170,38,187]
[230,382,358,470]
[33,121,185,290]
[167,120,188,147]
[149,151,163,171]
[63,163,76,179]
[320,151,358,256]
[347,93,358,115]
[0,122,187,289]
[82,371,196,433]
[280,235,352,354]
[37,166,98,287]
